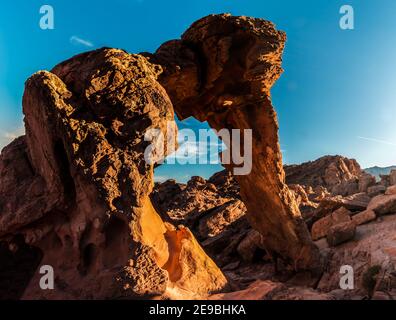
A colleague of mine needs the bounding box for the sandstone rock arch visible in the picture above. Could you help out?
[150,14,322,272]
[0,14,323,300]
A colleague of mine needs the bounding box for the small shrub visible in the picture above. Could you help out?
[362,265,381,298]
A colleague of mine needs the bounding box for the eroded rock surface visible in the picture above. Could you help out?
[285,155,373,196]
[151,13,322,272]
[0,48,226,299]
[152,171,249,267]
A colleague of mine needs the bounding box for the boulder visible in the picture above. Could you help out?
[385,185,396,195]
[311,207,351,240]
[236,229,265,262]
[201,218,251,267]
[310,186,331,202]
[368,194,396,216]
[151,176,232,227]
[210,280,333,300]
[209,280,285,300]
[372,291,396,300]
[390,170,396,186]
[289,184,318,209]
[313,193,371,221]
[352,210,376,226]
[358,173,376,193]
[198,200,247,239]
[331,180,359,196]
[380,174,391,187]
[367,185,386,197]
[207,170,240,199]
[326,221,356,247]
[288,184,318,220]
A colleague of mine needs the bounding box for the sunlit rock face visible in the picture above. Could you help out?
[151,14,322,272]
[285,155,376,196]
[0,48,226,299]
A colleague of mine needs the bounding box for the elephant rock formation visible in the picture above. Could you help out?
[0,14,323,300]
[151,14,322,272]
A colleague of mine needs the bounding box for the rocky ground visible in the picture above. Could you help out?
[153,158,396,300]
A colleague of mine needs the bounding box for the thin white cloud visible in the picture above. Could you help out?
[170,140,225,162]
[357,136,396,146]
[70,36,94,48]
[173,141,206,160]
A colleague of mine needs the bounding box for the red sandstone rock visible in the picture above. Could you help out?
[151,173,248,267]
[368,194,396,216]
[385,185,396,195]
[313,193,371,221]
[326,221,356,247]
[367,185,387,197]
[390,170,396,186]
[209,279,333,300]
[209,280,285,300]
[359,173,377,193]
[285,155,364,196]
[236,229,266,263]
[198,200,246,239]
[311,207,352,241]
[0,48,226,299]
[352,210,377,226]
[151,175,235,228]
[317,214,396,295]
[152,13,322,273]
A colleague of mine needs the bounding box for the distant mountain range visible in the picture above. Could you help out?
[364,166,396,180]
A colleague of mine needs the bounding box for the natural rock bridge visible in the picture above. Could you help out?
[0,14,321,299]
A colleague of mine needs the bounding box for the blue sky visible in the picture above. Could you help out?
[1,0,396,182]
